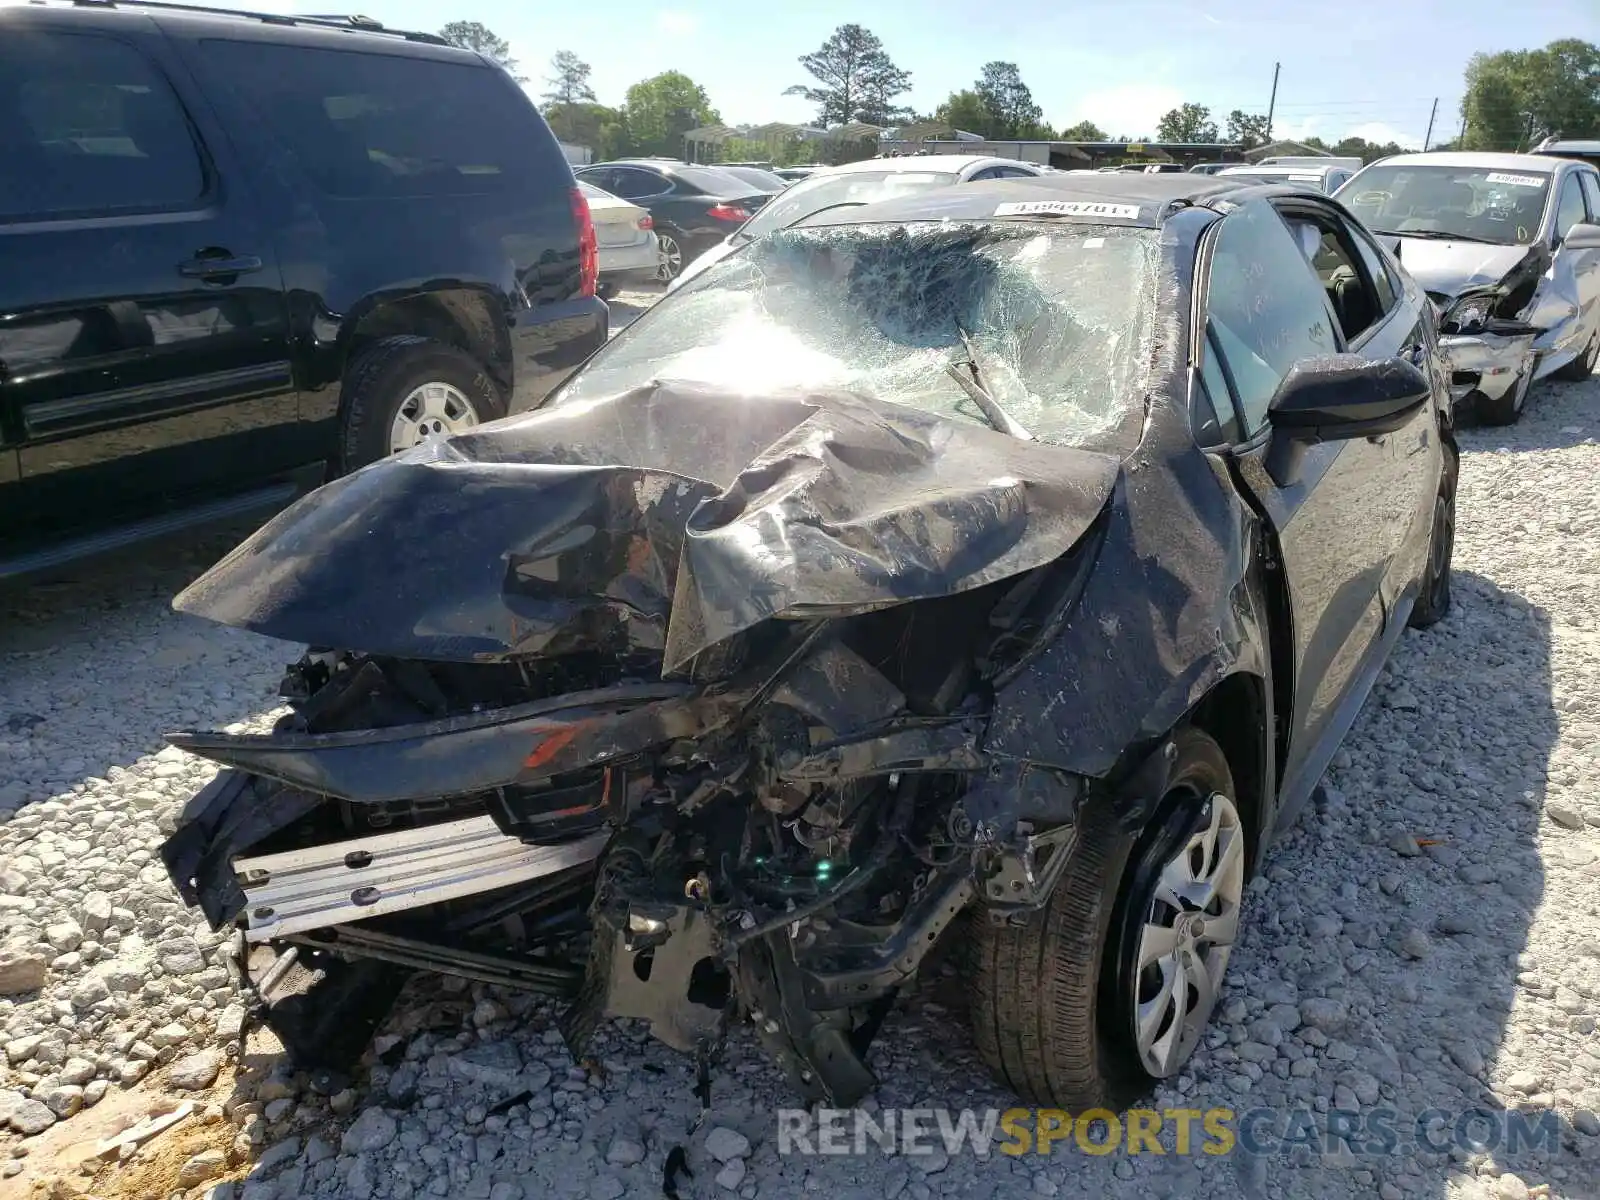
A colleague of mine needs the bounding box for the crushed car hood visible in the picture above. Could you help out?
[174,381,1122,673]
[1390,238,1542,299]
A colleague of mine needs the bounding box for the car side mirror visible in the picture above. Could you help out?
[1264,353,1431,487]
[1558,222,1600,251]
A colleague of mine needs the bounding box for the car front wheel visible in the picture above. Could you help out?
[969,727,1243,1109]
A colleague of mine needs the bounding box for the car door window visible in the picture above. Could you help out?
[1347,224,1399,316]
[0,31,206,220]
[608,168,668,200]
[1203,198,1340,435]
[1579,171,1600,221]
[1555,174,1587,243]
[991,166,1035,178]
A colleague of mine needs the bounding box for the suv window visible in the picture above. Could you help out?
[1204,198,1340,435]
[1555,173,1587,243]
[0,31,205,220]
[198,40,545,198]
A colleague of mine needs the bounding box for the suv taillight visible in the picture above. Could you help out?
[571,187,598,298]
[707,203,751,223]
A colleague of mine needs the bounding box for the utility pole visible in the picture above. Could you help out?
[1458,109,1468,147]
[1423,98,1437,151]
[1265,62,1280,141]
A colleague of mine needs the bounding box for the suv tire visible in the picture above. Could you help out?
[339,337,507,472]
[969,728,1243,1109]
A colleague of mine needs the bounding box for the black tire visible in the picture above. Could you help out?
[1553,326,1598,383]
[1476,361,1534,426]
[970,728,1238,1110]
[1408,437,1458,629]
[338,337,506,473]
[596,281,618,301]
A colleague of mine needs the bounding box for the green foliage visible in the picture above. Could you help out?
[437,21,523,82]
[618,71,720,158]
[1057,119,1108,142]
[976,62,1050,138]
[785,25,913,127]
[544,102,624,158]
[1225,109,1272,149]
[544,51,597,108]
[934,90,993,135]
[1156,103,1219,142]
[1461,40,1600,150]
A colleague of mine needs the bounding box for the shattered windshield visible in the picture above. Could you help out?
[1338,164,1552,244]
[733,171,960,242]
[557,220,1158,450]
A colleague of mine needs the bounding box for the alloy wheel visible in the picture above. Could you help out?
[388,382,480,454]
[1427,492,1454,613]
[1129,791,1245,1077]
[657,233,683,283]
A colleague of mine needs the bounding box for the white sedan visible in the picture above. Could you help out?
[578,181,661,297]
[666,154,1048,292]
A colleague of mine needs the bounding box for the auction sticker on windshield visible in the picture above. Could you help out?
[1485,172,1546,188]
[993,200,1142,220]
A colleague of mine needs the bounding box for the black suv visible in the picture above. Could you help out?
[0,1,605,581]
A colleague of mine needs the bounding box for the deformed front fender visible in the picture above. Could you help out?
[985,437,1271,787]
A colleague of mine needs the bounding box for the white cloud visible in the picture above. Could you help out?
[1345,121,1424,150]
[1064,84,1186,139]
[655,10,699,35]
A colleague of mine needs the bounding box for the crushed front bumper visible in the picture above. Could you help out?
[1439,330,1535,405]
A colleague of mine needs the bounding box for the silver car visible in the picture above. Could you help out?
[1336,151,1600,423]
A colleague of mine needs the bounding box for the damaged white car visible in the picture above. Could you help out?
[1337,151,1600,423]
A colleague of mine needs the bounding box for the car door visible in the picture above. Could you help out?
[1567,170,1600,345]
[1536,169,1600,360]
[0,18,296,548]
[1198,197,1419,810]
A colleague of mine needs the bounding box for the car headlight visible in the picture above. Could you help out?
[1440,290,1499,335]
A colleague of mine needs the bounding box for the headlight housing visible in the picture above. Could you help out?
[1439,289,1501,335]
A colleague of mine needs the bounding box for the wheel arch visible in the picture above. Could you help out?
[1181,671,1273,876]
[342,288,513,403]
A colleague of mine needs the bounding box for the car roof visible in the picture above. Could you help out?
[821,155,1034,175]
[1221,163,1341,174]
[1538,140,1600,153]
[792,171,1312,231]
[4,0,462,52]
[1364,151,1563,175]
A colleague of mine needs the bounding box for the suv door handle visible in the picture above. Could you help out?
[178,254,263,280]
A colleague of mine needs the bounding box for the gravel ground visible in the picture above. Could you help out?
[0,352,1598,1200]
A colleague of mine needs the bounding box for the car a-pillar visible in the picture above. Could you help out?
[967,674,1272,1111]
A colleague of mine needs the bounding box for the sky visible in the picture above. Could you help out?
[165,0,1597,148]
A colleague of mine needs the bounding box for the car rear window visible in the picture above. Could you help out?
[195,40,560,198]
[673,166,763,195]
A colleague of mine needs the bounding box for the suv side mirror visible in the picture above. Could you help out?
[1264,353,1431,486]
[1558,222,1600,251]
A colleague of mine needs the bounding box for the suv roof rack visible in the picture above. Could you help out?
[43,0,451,45]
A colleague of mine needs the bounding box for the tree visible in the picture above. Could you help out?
[1225,109,1272,149]
[934,90,994,136]
[1461,40,1600,150]
[438,21,522,81]
[544,102,623,156]
[544,51,596,108]
[1057,119,1108,141]
[786,24,912,127]
[975,61,1047,138]
[619,71,719,158]
[1156,103,1219,143]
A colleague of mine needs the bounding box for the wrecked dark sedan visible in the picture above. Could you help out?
[159,172,1459,1112]
[1337,151,1600,424]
